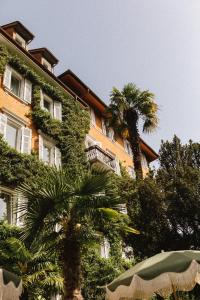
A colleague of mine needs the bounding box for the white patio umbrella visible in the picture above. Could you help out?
[0,268,22,300]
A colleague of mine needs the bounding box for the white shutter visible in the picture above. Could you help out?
[115,157,121,175]
[54,101,62,121]
[124,139,129,153]
[0,113,7,137]
[20,78,24,99]
[90,108,96,126]
[141,154,148,169]
[108,128,114,141]
[40,89,44,109]
[3,65,12,89]
[39,135,43,160]
[16,195,25,227]
[100,238,110,258]
[128,166,136,179]
[21,127,32,154]
[55,147,62,168]
[101,118,107,135]
[24,79,32,103]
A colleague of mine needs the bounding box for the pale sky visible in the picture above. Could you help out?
[1,0,200,152]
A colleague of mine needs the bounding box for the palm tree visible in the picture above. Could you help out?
[108,83,158,179]
[0,222,62,299]
[18,166,137,300]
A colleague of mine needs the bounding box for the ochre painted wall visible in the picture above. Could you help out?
[0,77,39,152]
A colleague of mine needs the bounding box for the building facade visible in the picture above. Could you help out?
[0,21,158,227]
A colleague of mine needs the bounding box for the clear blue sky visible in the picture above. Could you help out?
[1,0,200,152]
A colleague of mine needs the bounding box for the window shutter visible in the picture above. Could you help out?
[21,127,32,154]
[16,195,25,227]
[100,238,110,258]
[108,128,114,141]
[90,108,96,126]
[54,101,62,121]
[39,135,43,160]
[124,139,129,153]
[40,89,44,109]
[3,65,12,88]
[141,154,148,169]
[55,146,62,168]
[115,157,121,175]
[24,79,32,103]
[19,77,24,99]
[101,118,107,135]
[0,113,7,137]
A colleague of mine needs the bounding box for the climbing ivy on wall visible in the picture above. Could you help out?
[0,44,90,185]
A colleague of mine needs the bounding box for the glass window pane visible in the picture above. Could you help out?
[44,99,51,112]
[43,145,51,164]
[6,123,18,148]
[10,74,21,97]
[0,193,12,223]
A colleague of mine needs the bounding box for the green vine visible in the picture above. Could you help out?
[0,44,90,182]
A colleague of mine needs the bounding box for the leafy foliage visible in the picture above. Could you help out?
[82,248,133,300]
[108,83,158,178]
[125,136,200,260]
[0,136,47,188]
[18,166,134,299]
[0,222,63,300]
[0,44,90,180]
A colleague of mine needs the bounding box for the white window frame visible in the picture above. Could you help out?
[0,187,16,225]
[14,32,26,48]
[0,112,32,154]
[128,166,136,179]
[41,91,62,121]
[90,108,96,126]
[100,238,110,259]
[124,139,133,157]
[141,153,148,169]
[39,134,61,167]
[10,69,23,99]
[101,118,107,135]
[41,57,52,72]
[3,65,32,104]
[107,127,115,141]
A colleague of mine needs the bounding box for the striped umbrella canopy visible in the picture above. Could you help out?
[106,250,200,300]
[0,268,22,300]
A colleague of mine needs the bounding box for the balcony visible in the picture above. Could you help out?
[85,145,117,172]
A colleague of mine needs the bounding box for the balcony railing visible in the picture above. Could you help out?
[85,145,117,172]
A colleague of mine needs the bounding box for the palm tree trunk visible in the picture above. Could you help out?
[63,223,83,300]
[126,109,143,180]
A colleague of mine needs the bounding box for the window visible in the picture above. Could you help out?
[14,33,26,48]
[44,98,51,112]
[124,139,133,157]
[39,135,61,167]
[107,127,115,141]
[41,91,62,121]
[3,65,32,103]
[41,57,52,72]
[0,190,14,224]
[6,121,19,148]
[10,72,21,97]
[90,108,96,126]
[100,238,110,259]
[128,166,136,179]
[43,143,51,164]
[141,154,148,169]
[101,118,107,135]
[0,113,32,153]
